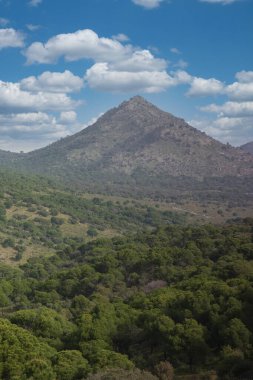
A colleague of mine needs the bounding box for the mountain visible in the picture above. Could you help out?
[0,149,20,164]
[240,141,253,155]
[1,96,253,201]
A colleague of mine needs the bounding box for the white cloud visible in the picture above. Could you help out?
[235,71,253,83]
[172,70,192,84]
[0,18,9,26]
[173,59,188,69]
[24,28,173,94]
[112,33,130,42]
[85,62,173,93]
[199,0,239,4]
[225,71,253,101]
[132,0,164,9]
[0,111,84,152]
[226,82,253,101]
[194,70,253,145]
[60,111,77,124]
[110,50,167,72]
[26,24,41,31]
[0,112,61,138]
[0,28,24,49]
[20,70,84,93]
[28,0,42,7]
[187,77,225,96]
[85,61,192,93]
[170,47,181,54]
[185,71,253,100]
[0,112,51,127]
[25,29,132,64]
[190,116,253,146]
[201,101,253,117]
[0,80,78,113]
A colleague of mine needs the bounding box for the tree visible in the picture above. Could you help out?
[53,350,90,380]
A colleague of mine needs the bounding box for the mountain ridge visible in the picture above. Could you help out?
[240,141,253,155]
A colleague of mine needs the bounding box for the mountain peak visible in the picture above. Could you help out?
[118,95,158,111]
[127,95,149,104]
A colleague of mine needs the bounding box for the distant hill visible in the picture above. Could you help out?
[0,96,253,202]
[240,141,253,155]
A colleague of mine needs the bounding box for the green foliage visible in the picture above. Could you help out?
[0,319,56,380]
[9,307,75,349]
[53,350,89,380]
[0,207,253,378]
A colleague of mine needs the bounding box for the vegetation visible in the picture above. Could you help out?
[0,169,185,264]
[0,92,252,380]
[0,216,252,379]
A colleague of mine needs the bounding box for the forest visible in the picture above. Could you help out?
[0,174,252,380]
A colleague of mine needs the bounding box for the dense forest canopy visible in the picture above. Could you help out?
[0,213,252,379]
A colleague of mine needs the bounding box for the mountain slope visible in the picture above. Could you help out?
[21,96,252,178]
[1,96,253,201]
[241,141,253,155]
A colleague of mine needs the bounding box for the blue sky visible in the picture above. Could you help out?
[0,0,252,151]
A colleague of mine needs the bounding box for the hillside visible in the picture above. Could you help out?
[1,97,253,202]
[0,168,188,265]
[21,96,252,177]
[241,141,253,155]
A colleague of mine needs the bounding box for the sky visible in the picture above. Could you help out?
[0,0,252,152]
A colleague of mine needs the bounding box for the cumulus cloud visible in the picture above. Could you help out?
[226,82,253,101]
[24,28,174,94]
[0,111,84,152]
[235,71,253,83]
[110,50,167,72]
[132,0,164,9]
[0,80,79,113]
[190,116,253,146]
[194,70,253,144]
[85,62,173,93]
[186,71,253,100]
[24,29,132,64]
[0,112,63,139]
[20,71,84,93]
[0,112,51,128]
[60,111,77,124]
[112,33,130,42]
[0,69,83,150]
[187,77,225,96]
[225,71,253,101]
[201,101,253,117]
[85,64,191,93]
[85,61,192,93]
[0,28,24,49]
